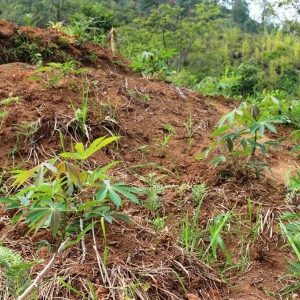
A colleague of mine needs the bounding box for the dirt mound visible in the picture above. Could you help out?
[0,20,297,300]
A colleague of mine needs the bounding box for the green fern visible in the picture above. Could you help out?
[0,246,23,265]
[0,93,20,105]
[0,246,42,297]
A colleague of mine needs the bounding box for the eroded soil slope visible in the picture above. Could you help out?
[0,20,298,300]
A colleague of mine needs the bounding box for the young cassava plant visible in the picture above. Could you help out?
[0,136,141,247]
[195,102,282,178]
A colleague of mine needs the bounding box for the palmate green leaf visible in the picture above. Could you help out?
[117,188,140,204]
[107,183,140,204]
[75,142,85,158]
[50,209,61,237]
[35,183,53,194]
[86,136,120,158]
[270,96,283,111]
[0,197,14,203]
[217,104,247,128]
[35,165,44,188]
[194,149,210,160]
[96,180,140,207]
[77,200,106,212]
[226,138,233,152]
[25,209,52,235]
[16,194,31,206]
[33,213,51,234]
[247,140,267,156]
[89,204,111,213]
[211,125,231,138]
[89,212,113,223]
[60,136,120,160]
[43,162,57,174]
[96,188,107,202]
[260,144,267,156]
[85,210,111,222]
[241,138,248,149]
[108,188,122,207]
[248,122,261,135]
[11,165,40,187]
[217,110,237,127]
[6,202,24,209]
[248,121,277,136]
[218,132,240,142]
[33,162,57,188]
[209,156,226,166]
[25,209,51,223]
[57,161,83,188]
[259,123,265,136]
[264,122,277,134]
[86,161,120,184]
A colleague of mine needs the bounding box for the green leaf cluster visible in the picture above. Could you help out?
[33,61,88,87]
[0,136,140,245]
[195,102,281,177]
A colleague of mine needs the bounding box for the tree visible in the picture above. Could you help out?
[79,1,115,33]
[0,0,78,27]
[232,0,249,26]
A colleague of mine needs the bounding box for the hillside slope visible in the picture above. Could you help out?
[0,20,297,300]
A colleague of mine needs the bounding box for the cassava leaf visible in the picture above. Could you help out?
[50,209,61,237]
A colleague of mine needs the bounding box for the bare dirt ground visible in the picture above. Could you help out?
[0,20,299,300]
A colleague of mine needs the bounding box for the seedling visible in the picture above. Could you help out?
[48,21,65,32]
[137,173,174,216]
[13,120,42,163]
[184,113,195,146]
[131,145,150,160]
[147,215,167,254]
[68,88,90,141]
[153,124,176,148]
[1,93,20,105]
[180,200,203,252]
[0,136,140,245]
[32,61,87,87]
[0,93,21,129]
[130,48,177,79]
[23,13,37,27]
[203,209,234,266]
[195,102,281,178]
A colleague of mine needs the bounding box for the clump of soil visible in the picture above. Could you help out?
[0,19,298,299]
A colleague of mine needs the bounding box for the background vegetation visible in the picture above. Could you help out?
[1,0,300,100]
[1,0,300,299]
